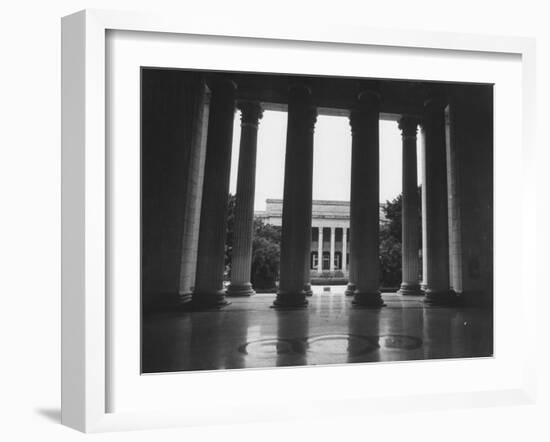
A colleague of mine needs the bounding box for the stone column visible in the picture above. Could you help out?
[177,77,208,304]
[349,91,384,307]
[317,227,324,271]
[420,127,428,292]
[342,227,347,273]
[345,229,355,296]
[398,116,422,296]
[421,95,455,305]
[303,113,315,298]
[192,78,236,308]
[304,236,313,296]
[274,84,317,308]
[227,101,263,297]
[329,227,335,272]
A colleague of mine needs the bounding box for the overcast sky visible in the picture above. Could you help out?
[229,110,422,211]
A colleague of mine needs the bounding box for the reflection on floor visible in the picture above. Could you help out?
[142,289,493,373]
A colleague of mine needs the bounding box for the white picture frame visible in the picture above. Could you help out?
[61,9,537,433]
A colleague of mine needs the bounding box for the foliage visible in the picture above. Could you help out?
[224,193,236,278]
[379,187,422,288]
[224,195,281,289]
[250,219,281,290]
[379,194,403,287]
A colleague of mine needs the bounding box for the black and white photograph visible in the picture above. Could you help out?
[3,0,549,439]
[140,68,493,373]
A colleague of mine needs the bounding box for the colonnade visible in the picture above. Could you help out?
[190,77,457,309]
[313,226,348,273]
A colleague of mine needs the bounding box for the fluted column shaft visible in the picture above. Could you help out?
[304,230,313,296]
[350,91,384,307]
[421,96,454,305]
[227,101,263,297]
[342,227,347,273]
[345,228,355,295]
[192,79,236,308]
[398,116,422,296]
[329,227,335,272]
[317,227,323,271]
[275,85,317,308]
[304,149,315,297]
[177,77,208,304]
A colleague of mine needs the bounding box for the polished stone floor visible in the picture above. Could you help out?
[142,287,493,373]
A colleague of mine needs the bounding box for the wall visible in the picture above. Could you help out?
[141,69,206,309]
[450,84,494,305]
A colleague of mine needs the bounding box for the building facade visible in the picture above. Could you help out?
[257,199,350,282]
[256,199,387,283]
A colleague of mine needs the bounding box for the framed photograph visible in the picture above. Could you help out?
[61,9,537,432]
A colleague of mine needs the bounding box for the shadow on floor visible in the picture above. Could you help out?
[35,407,61,423]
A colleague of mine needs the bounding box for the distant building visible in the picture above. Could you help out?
[255,199,387,282]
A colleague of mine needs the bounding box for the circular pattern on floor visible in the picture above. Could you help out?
[238,338,296,356]
[306,333,377,357]
[239,333,422,357]
[378,334,423,350]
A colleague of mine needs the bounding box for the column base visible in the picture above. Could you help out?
[397,283,423,296]
[304,283,313,297]
[352,291,385,308]
[272,291,308,309]
[225,282,255,297]
[178,292,193,305]
[423,289,459,306]
[345,283,356,296]
[187,290,230,310]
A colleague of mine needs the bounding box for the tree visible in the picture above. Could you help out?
[224,195,281,289]
[379,194,402,287]
[224,193,236,279]
[250,219,281,290]
[379,187,422,288]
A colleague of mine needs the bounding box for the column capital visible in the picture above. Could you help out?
[288,83,318,131]
[349,90,380,133]
[302,107,318,132]
[288,82,312,99]
[238,100,263,128]
[357,89,381,107]
[206,76,237,96]
[423,94,448,113]
[421,94,447,132]
[398,116,420,139]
